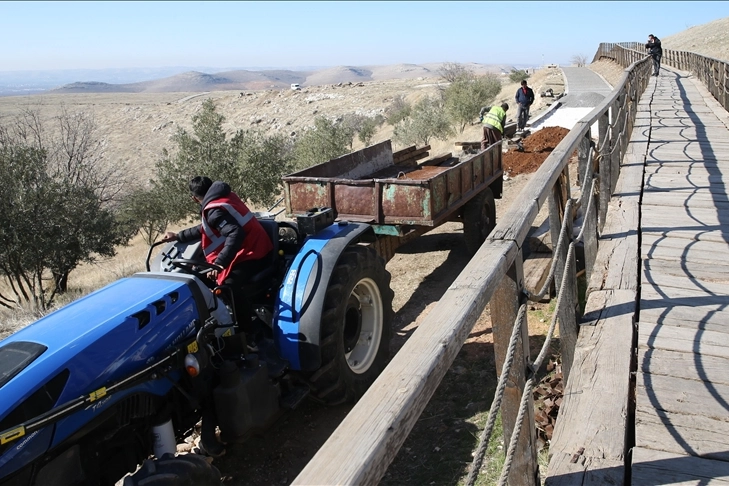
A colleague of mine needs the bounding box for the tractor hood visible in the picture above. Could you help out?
[0,273,213,422]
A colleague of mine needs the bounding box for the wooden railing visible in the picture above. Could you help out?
[292,48,653,485]
[596,42,729,112]
[664,50,729,110]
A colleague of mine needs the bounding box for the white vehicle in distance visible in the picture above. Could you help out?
[291,83,301,91]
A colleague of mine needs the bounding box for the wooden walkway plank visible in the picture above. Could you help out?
[643,257,729,283]
[632,447,729,485]
[640,229,729,245]
[638,322,729,359]
[641,283,729,313]
[639,191,729,208]
[546,80,648,483]
[635,409,729,462]
[642,267,729,294]
[638,347,729,385]
[641,233,729,261]
[640,306,729,330]
[642,205,729,227]
[636,372,729,421]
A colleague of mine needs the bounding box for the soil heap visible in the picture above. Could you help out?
[503,126,571,176]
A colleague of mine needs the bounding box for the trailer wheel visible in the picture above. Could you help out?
[463,187,496,256]
[308,246,393,405]
[123,453,220,486]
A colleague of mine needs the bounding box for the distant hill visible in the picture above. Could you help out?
[48,63,516,94]
[662,16,729,61]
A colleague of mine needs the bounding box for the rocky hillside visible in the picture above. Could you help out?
[662,16,729,61]
[0,67,562,188]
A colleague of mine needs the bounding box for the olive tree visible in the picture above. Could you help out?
[358,115,385,147]
[509,69,530,83]
[385,95,412,125]
[442,70,502,133]
[0,144,125,310]
[0,107,130,305]
[117,187,174,246]
[392,96,453,147]
[292,116,354,169]
[155,98,294,222]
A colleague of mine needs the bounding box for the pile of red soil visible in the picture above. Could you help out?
[503,126,570,176]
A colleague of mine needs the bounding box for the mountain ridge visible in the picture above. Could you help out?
[47,62,518,94]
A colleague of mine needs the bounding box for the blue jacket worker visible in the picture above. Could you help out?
[515,80,535,131]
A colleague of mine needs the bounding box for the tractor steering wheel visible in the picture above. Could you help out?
[169,259,223,281]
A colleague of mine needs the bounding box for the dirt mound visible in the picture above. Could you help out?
[502,126,570,176]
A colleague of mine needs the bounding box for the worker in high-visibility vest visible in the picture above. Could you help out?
[479,102,509,150]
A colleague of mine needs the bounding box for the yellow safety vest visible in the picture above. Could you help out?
[483,106,506,133]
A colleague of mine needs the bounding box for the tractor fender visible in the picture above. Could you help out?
[274,221,376,371]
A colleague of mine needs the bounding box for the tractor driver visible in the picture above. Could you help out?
[162,176,273,329]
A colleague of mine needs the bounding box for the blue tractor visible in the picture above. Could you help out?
[0,208,393,485]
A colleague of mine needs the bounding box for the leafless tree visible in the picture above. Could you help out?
[570,54,589,67]
[10,106,130,204]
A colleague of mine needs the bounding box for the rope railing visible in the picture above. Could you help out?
[292,44,653,486]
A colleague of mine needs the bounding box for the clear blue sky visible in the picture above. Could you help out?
[3,1,729,72]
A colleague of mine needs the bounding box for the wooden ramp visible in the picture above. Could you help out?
[633,68,729,483]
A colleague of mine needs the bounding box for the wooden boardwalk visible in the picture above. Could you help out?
[632,67,729,483]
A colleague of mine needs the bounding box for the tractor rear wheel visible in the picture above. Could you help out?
[308,245,393,405]
[123,453,220,486]
[463,187,496,256]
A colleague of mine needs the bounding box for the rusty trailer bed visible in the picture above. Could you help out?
[282,140,503,228]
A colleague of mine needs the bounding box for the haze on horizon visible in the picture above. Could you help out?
[3,1,729,74]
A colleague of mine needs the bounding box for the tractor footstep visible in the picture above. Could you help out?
[281,386,309,410]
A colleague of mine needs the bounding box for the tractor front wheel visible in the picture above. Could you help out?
[308,246,393,405]
[123,453,220,486]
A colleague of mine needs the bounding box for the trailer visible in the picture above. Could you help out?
[282,140,504,260]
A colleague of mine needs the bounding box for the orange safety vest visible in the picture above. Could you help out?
[200,192,273,285]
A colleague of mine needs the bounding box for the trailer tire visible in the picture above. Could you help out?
[308,246,393,405]
[463,187,496,256]
[123,453,220,486]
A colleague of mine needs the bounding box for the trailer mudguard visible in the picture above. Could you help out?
[274,221,376,371]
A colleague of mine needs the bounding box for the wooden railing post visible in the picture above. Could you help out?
[597,111,611,231]
[548,170,578,383]
[490,257,538,486]
[721,62,729,110]
[609,99,621,191]
[583,175,599,287]
[577,132,590,188]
